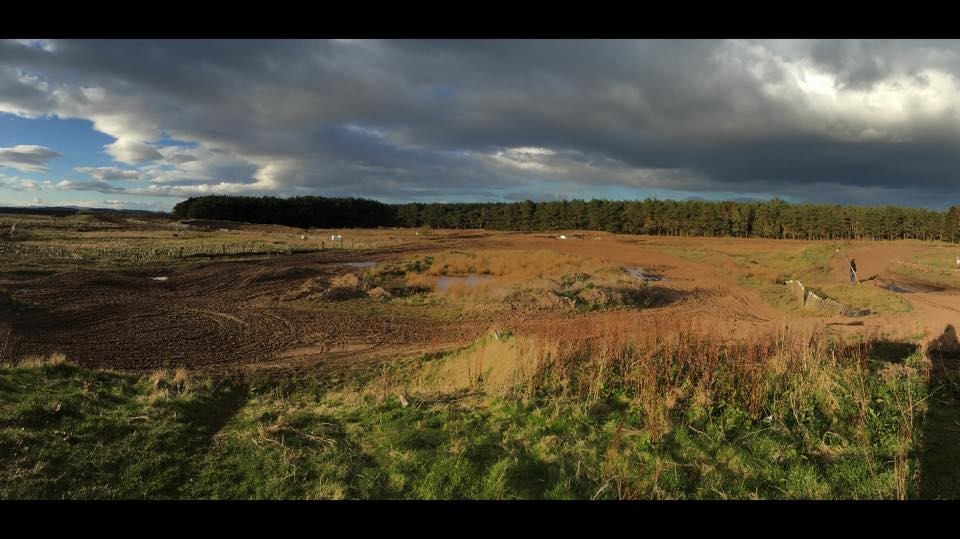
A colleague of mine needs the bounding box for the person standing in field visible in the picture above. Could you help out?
[849,258,857,284]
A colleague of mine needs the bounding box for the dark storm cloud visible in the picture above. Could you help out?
[4,39,960,206]
[805,39,960,90]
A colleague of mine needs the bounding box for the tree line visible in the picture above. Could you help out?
[172,195,396,229]
[172,195,960,242]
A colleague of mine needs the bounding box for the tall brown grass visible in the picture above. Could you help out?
[17,353,68,368]
[148,368,191,401]
[424,249,607,281]
[404,318,923,448]
[402,249,635,306]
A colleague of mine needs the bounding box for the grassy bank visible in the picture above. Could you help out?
[3,323,953,499]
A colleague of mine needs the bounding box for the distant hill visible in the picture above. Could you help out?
[0,206,171,218]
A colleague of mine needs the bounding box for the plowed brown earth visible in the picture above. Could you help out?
[0,247,487,374]
[3,230,959,374]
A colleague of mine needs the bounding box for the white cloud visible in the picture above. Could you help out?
[57,179,125,193]
[0,174,52,191]
[0,144,61,172]
[12,39,56,53]
[75,166,142,181]
[104,139,163,164]
[491,147,557,172]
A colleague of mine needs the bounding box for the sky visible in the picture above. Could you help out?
[1,39,960,212]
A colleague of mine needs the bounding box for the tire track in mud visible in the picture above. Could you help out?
[0,248,478,372]
[665,283,771,325]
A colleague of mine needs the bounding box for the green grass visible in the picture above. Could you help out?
[915,251,960,271]
[0,362,245,499]
[2,333,949,499]
[886,250,960,289]
[730,244,911,315]
[818,284,912,314]
[916,382,960,499]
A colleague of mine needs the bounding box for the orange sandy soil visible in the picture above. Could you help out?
[2,227,958,373]
[468,232,960,345]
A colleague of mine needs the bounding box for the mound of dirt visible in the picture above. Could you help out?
[507,289,577,313]
[366,287,393,300]
[578,287,614,306]
[317,286,363,301]
[330,273,360,288]
[546,291,577,310]
[283,271,374,302]
[281,277,330,301]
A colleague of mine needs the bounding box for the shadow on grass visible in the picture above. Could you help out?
[869,341,919,365]
[139,378,252,498]
[918,325,960,499]
[177,379,250,450]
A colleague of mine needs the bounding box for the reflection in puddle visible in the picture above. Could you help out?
[437,274,492,292]
[884,283,914,293]
[343,261,377,268]
[149,276,168,281]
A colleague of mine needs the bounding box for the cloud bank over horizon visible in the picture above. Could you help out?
[2,39,960,210]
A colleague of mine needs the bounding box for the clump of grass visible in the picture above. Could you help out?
[148,368,192,402]
[17,353,69,368]
[424,249,606,281]
[403,271,437,293]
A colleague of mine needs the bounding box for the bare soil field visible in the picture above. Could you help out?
[2,216,960,375]
[0,247,487,374]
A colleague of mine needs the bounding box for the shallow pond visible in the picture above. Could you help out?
[883,283,914,293]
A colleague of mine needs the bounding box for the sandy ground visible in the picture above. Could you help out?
[2,230,958,373]
[840,243,960,340]
[472,233,960,345]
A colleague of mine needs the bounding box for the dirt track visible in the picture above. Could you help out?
[840,244,960,340]
[0,233,779,373]
[3,233,959,373]
[0,247,486,373]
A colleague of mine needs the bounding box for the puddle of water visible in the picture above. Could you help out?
[623,267,663,282]
[884,284,914,293]
[437,274,492,293]
[343,261,377,268]
[149,276,168,281]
